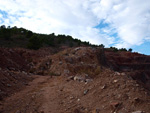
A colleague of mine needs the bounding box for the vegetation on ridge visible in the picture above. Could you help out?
[0,25,103,49]
[0,25,132,52]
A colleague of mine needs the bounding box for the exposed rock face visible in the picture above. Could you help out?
[96,47,107,67]
[43,47,102,78]
[0,69,33,100]
[31,47,150,90]
[104,49,150,90]
[0,48,30,71]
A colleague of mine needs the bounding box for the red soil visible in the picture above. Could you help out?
[0,47,150,113]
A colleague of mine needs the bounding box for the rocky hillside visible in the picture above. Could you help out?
[0,47,150,113]
[105,49,150,90]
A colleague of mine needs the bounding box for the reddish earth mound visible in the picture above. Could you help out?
[0,47,150,113]
[0,70,33,100]
[0,47,64,101]
[105,49,150,90]
[0,48,30,71]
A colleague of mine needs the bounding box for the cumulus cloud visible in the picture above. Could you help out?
[95,0,150,48]
[0,0,150,48]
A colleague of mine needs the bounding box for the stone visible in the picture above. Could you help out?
[101,85,106,89]
[134,97,140,103]
[77,99,80,102]
[74,47,80,51]
[70,96,74,99]
[74,76,84,82]
[85,82,88,85]
[121,73,126,76]
[113,80,118,83]
[135,84,139,87]
[74,76,78,81]
[7,84,11,87]
[81,62,84,64]
[59,61,62,65]
[66,76,74,81]
[64,70,69,74]
[85,74,89,78]
[84,89,89,95]
[22,71,27,75]
[115,72,120,75]
[110,102,120,110]
[85,79,92,83]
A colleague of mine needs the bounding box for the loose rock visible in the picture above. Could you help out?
[113,80,118,83]
[84,89,89,95]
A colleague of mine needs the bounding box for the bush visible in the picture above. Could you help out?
[26,31,33,38]
[128,48,132,52]
[110,47,118,52]
[27,35,43,50]
[0,26,11,40]
[119,48,127,51]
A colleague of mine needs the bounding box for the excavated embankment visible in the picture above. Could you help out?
[0,47,150,113]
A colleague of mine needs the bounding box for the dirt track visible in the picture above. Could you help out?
[1,74,97,113]
[1,71,150,113]
[0,75,88,113]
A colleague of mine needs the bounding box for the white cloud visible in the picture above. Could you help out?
[95,0,150,48]
[0,13,2,18]
[0,0,150,48]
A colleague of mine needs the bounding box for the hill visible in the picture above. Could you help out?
[0,47,150,113]
[0,25,102,49]
[0,25,150,113]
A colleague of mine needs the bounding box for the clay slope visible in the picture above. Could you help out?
[105,49,150,90]
[0,47,63,100]
[0,47,150,113]
[0,48,32,100]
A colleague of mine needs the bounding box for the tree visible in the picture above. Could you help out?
[26,31,33,38]
[27,35,43,50]
[99,44,105,48]
[119,48,127,51]
[110,47,118,52]
[0,25,11,40]
[0,25,6,29]
[45,37,55,46]
[128,48,132,52]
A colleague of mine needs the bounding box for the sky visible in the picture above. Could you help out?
[0,0,150,55]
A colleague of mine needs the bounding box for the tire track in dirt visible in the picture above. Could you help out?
[0,75,51,113]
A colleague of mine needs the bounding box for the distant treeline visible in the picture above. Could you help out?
[0,25,132,52]
[0,25,104,49]
[110,47,132,52]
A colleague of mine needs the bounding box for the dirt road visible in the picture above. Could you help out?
[1,71,150,113]
[0,75,92,113]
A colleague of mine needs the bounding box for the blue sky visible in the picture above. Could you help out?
[0,0,150,55]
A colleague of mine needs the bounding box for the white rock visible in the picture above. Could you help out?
[77,99,80,101]
[113,80,118,83]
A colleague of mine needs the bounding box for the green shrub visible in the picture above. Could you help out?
[27,35,43,50]
[128,48,132,52]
